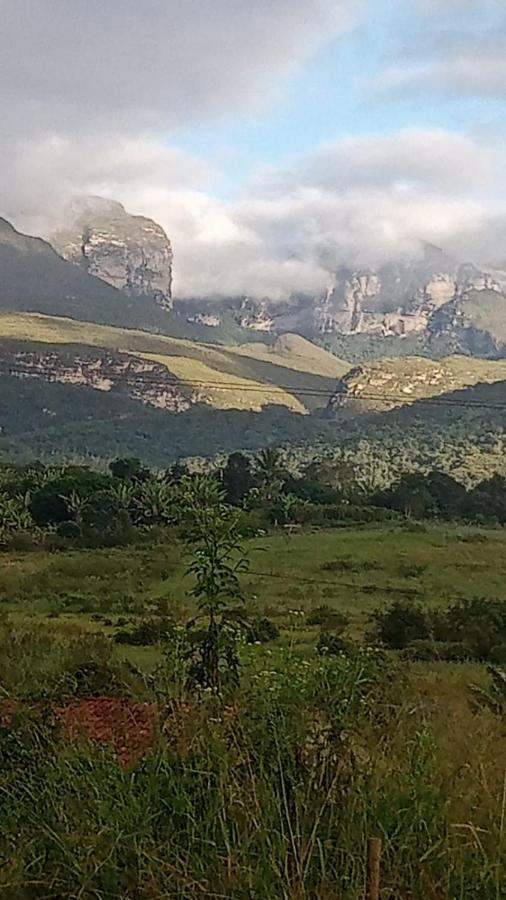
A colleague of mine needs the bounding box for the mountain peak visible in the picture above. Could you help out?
[50,195,173,311]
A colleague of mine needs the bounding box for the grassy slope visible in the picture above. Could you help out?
[331,353,506,410]
[3,525,505,636]
[0,311,347,412]
[3,525,506,899]
[459,289,506,344]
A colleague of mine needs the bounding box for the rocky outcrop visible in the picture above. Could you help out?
[186,313,222,327]
[0,343,202,411]
[326,355,506,414]
[310,253,506,340]
[178,245,506,348]
[51,197,173,311]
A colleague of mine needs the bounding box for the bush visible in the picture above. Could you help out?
[317,631,353,656]
[398,563,427,579]
[114,617,176,646]
[435,597,506,661]
[307,605,349,631]
[489,644,506,666]
[401,640,471,662]
[319,504,402,527]
[322,557,380,574]
[371,599,430,650]
[246,617,280,644]
[56,521,81,540]
[65,660,129,697]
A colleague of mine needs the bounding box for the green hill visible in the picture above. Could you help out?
[0,312,347,413]
[328,355,506,414]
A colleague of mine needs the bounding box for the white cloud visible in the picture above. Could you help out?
[0,0,360,131]
[374,2,506,100]
[112,129,502,299]
[2,1,506,301]
[255,129,492,194]
[376,57,506,100]
[6,126,506,301]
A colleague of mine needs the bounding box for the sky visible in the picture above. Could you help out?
[2,0,506,299]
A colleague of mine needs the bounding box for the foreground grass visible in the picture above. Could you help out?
[1,524,505,898]
[1,634,505,900]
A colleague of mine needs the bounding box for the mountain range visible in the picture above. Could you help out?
[3,198,506,357]
[0,196,504,482]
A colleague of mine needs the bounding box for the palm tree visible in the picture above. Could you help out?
[255,448,286,500]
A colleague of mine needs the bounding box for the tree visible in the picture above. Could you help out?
[29,469,111,525]
[377,471,468,520]
[181,475,249,691]
[255,447,286,500]
[469,476,506,524]
[109,457,149,483]
[80,490,131,542]
[304,459,356,495]
[133,477,175,526]
[221,452,255,506]
[0,493,33,543]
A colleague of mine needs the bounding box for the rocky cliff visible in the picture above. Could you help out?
[51,197,173,311]
[0,341,200,412]
[326,355,506,414]
[178,244,504,354]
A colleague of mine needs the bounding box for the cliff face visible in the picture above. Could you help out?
[308,252,505,339]
[0,342,200,412]
[199,247,506,353]
[326,355,506,414]
[51,197,173,311]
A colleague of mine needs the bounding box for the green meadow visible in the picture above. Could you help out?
[1,524,505,899]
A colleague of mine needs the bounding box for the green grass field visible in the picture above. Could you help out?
[0,311,349,412]
[2,523,504,628]
[1,524,506,899]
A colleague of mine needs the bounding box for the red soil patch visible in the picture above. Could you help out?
[55,698,158,766]
[0,699,21,728]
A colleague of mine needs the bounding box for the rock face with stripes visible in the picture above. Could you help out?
[0,343,198,411]
[51,197,173,312]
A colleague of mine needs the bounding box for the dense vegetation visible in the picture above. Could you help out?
[1,462,505,897]
[1,451,506,553]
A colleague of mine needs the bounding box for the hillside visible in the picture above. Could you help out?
[0,217,180,331]
[0,312,347,414]
[326,379,506,488]
[327,355,506,414]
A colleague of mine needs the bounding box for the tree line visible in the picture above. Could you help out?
[0,450,504,550]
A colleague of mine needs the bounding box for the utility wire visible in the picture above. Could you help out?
[246,568,420,597]
[2,363,506,411]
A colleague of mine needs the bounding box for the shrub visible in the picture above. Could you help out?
[322,557,380,574]
[56,520,81,540]
[400,640,438,662]
[371,599,430,650]
[398,563,427,579]
[435,597,506,661]
[401,640,471,662]
[246,617,280,644]
[65,660,128,697]
[489,644,506,665]
[114,617,176,646]
[307,605,349,631]
[317,631,353,656]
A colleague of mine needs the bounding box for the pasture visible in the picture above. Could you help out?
[1,524,505,899]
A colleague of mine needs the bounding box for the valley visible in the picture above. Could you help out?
[3,3,506,898]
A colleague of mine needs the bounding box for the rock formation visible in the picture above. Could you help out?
[51,197,173,311]
[1,343,201,411]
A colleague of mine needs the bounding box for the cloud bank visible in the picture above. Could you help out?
[2,0,506,300]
